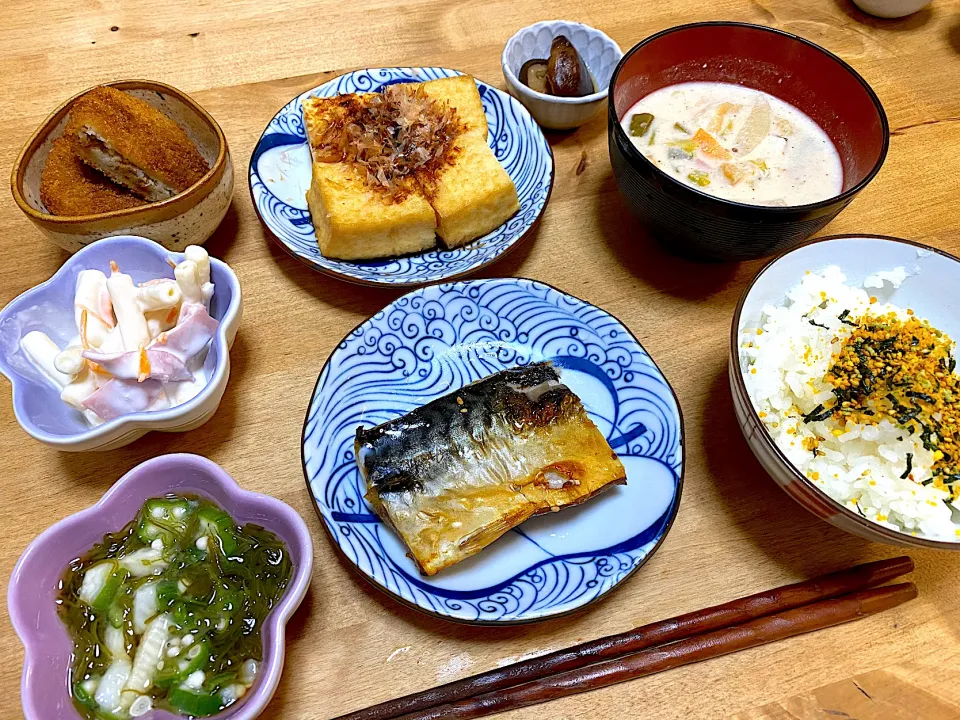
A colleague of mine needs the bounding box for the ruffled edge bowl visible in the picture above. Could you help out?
[0,235,242,451]
[8,453,314,720]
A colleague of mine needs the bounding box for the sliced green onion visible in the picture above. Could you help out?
[168,686,223,716]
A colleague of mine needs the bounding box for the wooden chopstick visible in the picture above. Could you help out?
[338,556,914,720]
[398,583,918,720]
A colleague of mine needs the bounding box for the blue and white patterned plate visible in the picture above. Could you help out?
[302,278,684,623]
[249,67,554,287]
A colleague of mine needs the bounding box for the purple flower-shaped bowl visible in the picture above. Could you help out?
[0,235,243,451]
[8,453,314,720]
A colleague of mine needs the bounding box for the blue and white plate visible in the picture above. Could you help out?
[250,67,554,287]
[302,278,684,623]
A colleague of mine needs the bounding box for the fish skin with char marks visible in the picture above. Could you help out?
[355,362,626,575]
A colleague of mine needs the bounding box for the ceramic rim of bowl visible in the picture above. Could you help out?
[730,233,960,549]
[608,21,890,215]
[502,20,619,106]
[10,79,229,226]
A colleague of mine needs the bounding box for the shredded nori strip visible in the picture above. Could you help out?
[802,404,834,423]
[838,309,859,327]
[900,452,914,479]
[802,404,825,422]
[905,391,935,403]
[808,319,829,329]
[896,408,921,425]
[919,424,939,452]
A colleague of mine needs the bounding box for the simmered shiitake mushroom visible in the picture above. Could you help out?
[546,36,594,97]
[519,35,595,98]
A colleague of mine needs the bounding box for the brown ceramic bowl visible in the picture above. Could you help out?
[11,80,234,253]
[608,22,889,261]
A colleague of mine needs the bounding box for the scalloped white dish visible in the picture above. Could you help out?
[502,20,623,130]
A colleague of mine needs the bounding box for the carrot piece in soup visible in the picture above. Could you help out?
[693,129,732,160]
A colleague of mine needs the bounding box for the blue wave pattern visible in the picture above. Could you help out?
[302,279,683,622]
[250,68,553,285]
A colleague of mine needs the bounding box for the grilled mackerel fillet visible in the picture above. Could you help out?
[355,363,626,575]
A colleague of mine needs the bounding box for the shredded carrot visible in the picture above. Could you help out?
[693,128,731,160]
[138,347,151,383]
[79,309,90,350]
[87,359,110,376]
[110,260,120,273]
[166,306,179,324]
[166,257,178,270]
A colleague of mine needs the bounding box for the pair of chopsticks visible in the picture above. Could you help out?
[336,557,917,720]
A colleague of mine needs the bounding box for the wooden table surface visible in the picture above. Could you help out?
[2,1,960,718]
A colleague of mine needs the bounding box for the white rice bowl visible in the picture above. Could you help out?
[740,264,960,542]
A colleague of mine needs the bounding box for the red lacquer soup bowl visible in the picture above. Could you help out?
[607,22,888,261]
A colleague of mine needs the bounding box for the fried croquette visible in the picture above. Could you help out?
[65,86,209,201]
[39,136,145,216]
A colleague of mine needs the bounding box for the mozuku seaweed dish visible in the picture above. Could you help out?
[56,494,292,719]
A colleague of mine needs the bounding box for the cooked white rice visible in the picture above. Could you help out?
[741,265,960,541]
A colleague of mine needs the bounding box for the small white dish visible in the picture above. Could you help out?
[852,0,931,18]
[0,235,242,451]
[502,20,622,130]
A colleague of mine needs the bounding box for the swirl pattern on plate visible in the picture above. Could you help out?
[302,278,683,623]
[250,67,553,286]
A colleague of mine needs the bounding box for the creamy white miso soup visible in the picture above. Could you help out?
[621,82,843,206]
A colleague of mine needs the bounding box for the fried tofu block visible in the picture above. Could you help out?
[421,133,519,248]
[409,76,488,139]
[40,136,145,216]
[65,86,209,202]
[306,162,437,260]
